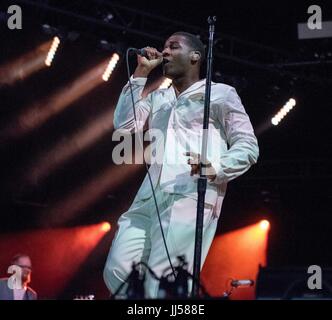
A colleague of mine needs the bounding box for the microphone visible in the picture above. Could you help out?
[231,279,254,288]
[132,48,149,58]
[130,48,163,60]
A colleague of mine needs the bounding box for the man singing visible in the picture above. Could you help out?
[104,32,259,298]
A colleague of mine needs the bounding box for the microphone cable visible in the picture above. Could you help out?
[125,47,175,278]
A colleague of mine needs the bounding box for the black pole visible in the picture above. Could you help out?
[191,16,216,298]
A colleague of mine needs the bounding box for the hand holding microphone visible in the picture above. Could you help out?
[132,46,163,78]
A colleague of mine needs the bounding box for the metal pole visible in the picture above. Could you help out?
[191,16,216,298]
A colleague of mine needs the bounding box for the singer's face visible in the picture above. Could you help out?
[162,35,194,79]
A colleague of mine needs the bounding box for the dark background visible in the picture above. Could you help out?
[0,0,331,299]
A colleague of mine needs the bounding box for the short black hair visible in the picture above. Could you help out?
[171,31,206,62]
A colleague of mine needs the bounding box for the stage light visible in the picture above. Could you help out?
[101,222,111,232]
[45,36,60,67]
[0,222,110,299]
[159,78,172,89]
[102,53,120,81]
[260,220,270,231]
[0,39,54,86]
[40,162,142,226]
[1,59,111,141]
[202,221,270,300]
[271,98,296,126]
[289,98,296,106]
[25,108,114,184]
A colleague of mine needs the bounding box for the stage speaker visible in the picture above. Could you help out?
[256,266,332,300]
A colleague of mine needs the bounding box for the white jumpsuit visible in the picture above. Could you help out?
[103,77,259,298]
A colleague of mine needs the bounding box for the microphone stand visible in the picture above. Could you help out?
[191,16,217,298]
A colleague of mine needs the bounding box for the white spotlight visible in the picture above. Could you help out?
[102,53,120,81]
[45,36,60,67]
[271,98,296,126]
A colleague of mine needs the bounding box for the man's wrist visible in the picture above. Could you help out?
[133,66,151,78]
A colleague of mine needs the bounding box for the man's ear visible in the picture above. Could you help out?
[190,51,201,62]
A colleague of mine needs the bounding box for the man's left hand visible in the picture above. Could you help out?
[185,152,217,181]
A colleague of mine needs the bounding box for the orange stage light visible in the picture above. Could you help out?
[201,220,270,300]
[0,39,53,86]
[260,219,270,231]
[0,222,111,299]
[101,222,111,233]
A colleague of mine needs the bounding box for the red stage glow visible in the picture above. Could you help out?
[201,221,270,300]
[0,222,111,299]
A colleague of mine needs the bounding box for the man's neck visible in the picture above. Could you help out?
[172,75,200,97]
